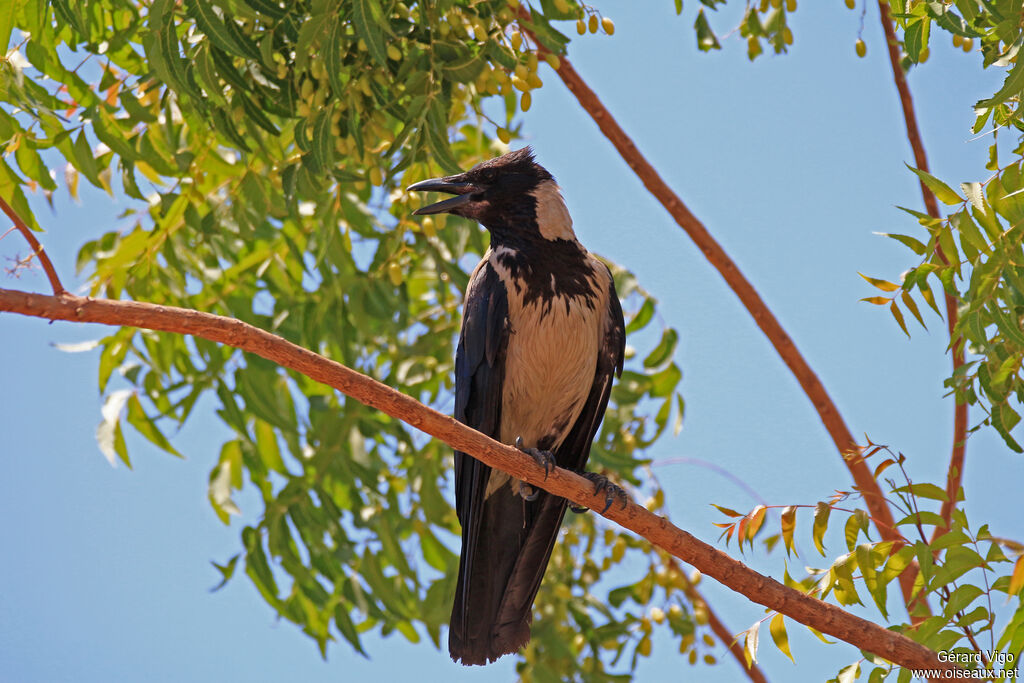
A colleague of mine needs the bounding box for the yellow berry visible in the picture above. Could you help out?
[638,635,652,657]
[514,62,528,80]
[387,44,401,61]
[962,37,974,52]
[786,0,796,10]
[588,15,598,33]
[669,604,683,618]
[421,216,436,237]
[510,30,522,51]
[952,34,963,47]
[601,17,614,35]
[370,167,383,186]
[520,91,532,112]
[526,52,538,72]
[527,72,542,89]
[919,47,930,62]
[496,126,511,144]
[387,262,403,286]
[855,38,866,57]
[511,76,529,91]
[783,27,793,44]
[576,19,586,35]
[845,0,854,7]
[650,607,666,624]
[554,0,570,13]
[545,53,561,70]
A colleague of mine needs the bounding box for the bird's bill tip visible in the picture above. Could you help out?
[408,176,478,216]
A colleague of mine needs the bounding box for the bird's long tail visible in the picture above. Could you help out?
[448,482,568,666]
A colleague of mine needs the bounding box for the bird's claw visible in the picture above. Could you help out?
[569,472,629,514]
[515,436,556,480]
[518,481,540,501]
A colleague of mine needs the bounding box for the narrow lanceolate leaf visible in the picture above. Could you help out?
[352,0,388,66]
[906,163,964,205]
[769,613,795,663]
[0,0,23,53]
[781,505,797,556]
[881,232,927,255]
[890,301,910,338]
[186,0,258,60]
[743,621,760,666]
[812,501,830,556]
[901,291,926,328]
[126,394,183,457]
[694,9,721,51]
[859,272,901,292]
[860,296,891,305]
[1009,556,1024,597]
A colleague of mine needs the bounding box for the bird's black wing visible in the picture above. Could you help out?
[482,264,626,654]
[450,261,512,662]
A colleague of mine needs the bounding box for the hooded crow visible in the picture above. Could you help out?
[409,147,625,665]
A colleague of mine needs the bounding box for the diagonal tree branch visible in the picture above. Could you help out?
[876,0,967,541]
[0,285,956,673]
[0,196,64,295]
[522,31,917,608]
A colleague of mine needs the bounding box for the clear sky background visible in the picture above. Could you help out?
[2,2,1020,682]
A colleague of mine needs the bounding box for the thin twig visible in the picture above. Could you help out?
[519,21,913,606]
[875,2,967,539]
[0,284,958,674]
[0,195,63,295]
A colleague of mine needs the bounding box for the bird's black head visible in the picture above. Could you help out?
[408,147,575,244]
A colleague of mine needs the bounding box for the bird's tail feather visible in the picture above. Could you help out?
[448,489,568,665]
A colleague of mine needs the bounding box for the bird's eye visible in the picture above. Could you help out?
[481,168,497,183]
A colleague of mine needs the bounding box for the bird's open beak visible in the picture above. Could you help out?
[408,176,480,215]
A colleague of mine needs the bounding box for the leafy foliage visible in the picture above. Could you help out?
[1,0,686,679]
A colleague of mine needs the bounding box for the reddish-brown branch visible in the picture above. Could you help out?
[528,41,918,605]
[676,567,769,683]
[0,196,64,295]
[0,286,957,673]
[876,3,967,538]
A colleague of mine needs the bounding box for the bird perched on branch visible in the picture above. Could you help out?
[408,147,626,666]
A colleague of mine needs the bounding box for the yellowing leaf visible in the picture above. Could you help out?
[860,296,891,305]
[1009,556,1024,597]
[859,272,901,292]
[769,613,795,663]
[781,506,797,556]
[813,502,831,556]
[890,301,910,338]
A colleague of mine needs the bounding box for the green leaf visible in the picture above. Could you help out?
[882,232,927,255]
[976,58,1024,110]
[626,298,655,334]
[892,482,950,502]
[944,584,983,618]
[186,0,258,61]
[769,613,794,663]
[812,502,830,556]
[0,0,23,53]
[126,394,183,457]
[210,554,239,592]
[906,163,963,205]
[352,0,388,66]
[694,9,721,51]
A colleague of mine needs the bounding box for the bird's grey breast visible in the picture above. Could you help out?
[486,245,610,460]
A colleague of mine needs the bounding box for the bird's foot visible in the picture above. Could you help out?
[569,472,630,514]
[518,481,540,501]
[515,437,556,480]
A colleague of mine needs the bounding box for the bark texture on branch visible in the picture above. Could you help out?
[533,44,915,602]
[0,287,955,673]
[876,0,966,541]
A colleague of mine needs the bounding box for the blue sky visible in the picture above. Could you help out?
[2,2,1020,681]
